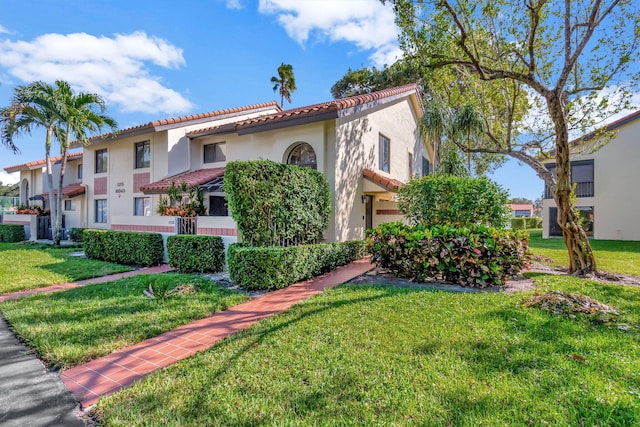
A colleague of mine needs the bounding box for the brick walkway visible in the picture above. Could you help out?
[60,259,374,409]
[0,265,174,303]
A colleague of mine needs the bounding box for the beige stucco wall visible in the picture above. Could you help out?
[543,118,640,240]
[333,95,425,241]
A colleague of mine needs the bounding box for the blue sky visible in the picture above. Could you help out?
[0,0,543,200]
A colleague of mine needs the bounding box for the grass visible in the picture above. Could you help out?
[528,230,640,275]
[0,242,132,294]
[94,276,640,426]
[0,273,248,369]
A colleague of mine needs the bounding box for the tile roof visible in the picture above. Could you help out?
[79,102,282,147]
[509,204,533,210]
[140,167,225,194]
[43,182,86,199]
[363,168,404,191]
[4,151,83,173]
[188,83,421,138]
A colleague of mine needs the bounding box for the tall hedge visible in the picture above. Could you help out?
[83,229,164,266]
[0,224,25,242]
[398,175,511,228]
[223,160,331,246]
[167,235,225,273]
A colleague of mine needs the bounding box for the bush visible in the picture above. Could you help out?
[398,175,511,228]
[366,222,529,288]
[511,217,543,230]
[70,227,86,242]
[0,224,25,242]
[223,160,331,246]
[83,229,164,266]
[167,235,225,273]
[228,241,366,290]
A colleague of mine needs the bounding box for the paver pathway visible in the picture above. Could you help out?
[0,265,174,303]
[61,259,374,409]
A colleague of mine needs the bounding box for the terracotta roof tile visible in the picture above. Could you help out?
[4,152,83,173]
[140,167,225,194]
[187,83,421,138]
[363,168,404,191]
[42,182,86,199]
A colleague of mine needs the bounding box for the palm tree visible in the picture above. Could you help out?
[51,81,117,245]
[1,82,67,229]
[271,63,297,106]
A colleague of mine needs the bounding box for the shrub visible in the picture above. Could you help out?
[223,160,331,246]
[366,222,529,288]
[167,235,225,273]
[70,227,86,242]
[0,224,25,242]
[511,217,526,229]
[83,229,164,266]
[398,175,511,228]
[228,241,366,290]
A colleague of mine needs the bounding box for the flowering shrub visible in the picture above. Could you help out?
[15,205,49,216]
[157,182,205,217]
[366,222,530,288]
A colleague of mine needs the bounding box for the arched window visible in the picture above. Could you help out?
[287,143,317,170]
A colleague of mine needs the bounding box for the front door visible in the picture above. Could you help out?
[364,195,373,230]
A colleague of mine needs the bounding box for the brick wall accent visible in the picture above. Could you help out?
[197,227,238,236]
[94,177,107,195]
[111,225,174,233]
[133,173,151,193]
[376,209,402,215]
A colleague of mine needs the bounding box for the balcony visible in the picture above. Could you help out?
[544,181,594,199]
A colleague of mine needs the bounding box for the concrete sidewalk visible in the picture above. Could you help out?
[0,315,85,427]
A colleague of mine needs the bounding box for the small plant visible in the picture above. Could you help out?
[157,182,206,217]
[143,280,197,300]
[15,204,50,216]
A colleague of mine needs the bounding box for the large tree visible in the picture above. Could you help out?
[389,0,640,275]
[1,81,116,246]
[271,63,297,106]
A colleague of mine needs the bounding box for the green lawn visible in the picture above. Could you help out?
[95,276,640,426]
[528,230,640,275]
[0,242,132,294]
[0,273,248,369]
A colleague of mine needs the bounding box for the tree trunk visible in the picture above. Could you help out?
[53,145,69,247]
[44,129,57,244]
[547,94,596,275]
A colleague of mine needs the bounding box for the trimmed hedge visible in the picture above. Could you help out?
[511,217,542,229]
[167,235,225,273]
[223,160,331,246]
[367,222,529,288]
[70,227,86,242]
[83,229,164,266]
[0,224,25,242]
[228,241,366,290]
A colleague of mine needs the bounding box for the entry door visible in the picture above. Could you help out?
[364,195,373,230]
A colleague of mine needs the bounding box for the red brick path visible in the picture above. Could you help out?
[60,259,374,408]
[0,265,174,303]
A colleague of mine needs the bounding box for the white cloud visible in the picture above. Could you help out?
[0,171,19,185]
[0,24,9,34]
[226,0,243,10]
[258,0,402,67]
[0,31,193,114]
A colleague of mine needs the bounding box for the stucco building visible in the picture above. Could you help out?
[5,84,431,243]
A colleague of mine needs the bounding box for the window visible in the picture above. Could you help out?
[422,157,431,177]
[544,160,594,198]
[408,153,413,178]
[287,143,317,170]
[209,195,228,216]
[77,164,83,179]
[134,197,151,216]
[549,206,594,237]
[95,199,107,223]
[64,200,75,211]
[95,149,108,173]
[135,141,150,169]
[379,134,390,173]
[204,142,226,163]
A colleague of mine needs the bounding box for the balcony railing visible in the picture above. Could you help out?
[176,216,197,235]
[544,181,594,199]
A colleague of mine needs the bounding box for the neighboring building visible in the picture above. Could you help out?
[5,84,430,243]
[509,204,534,218]
[542,109,640,240]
